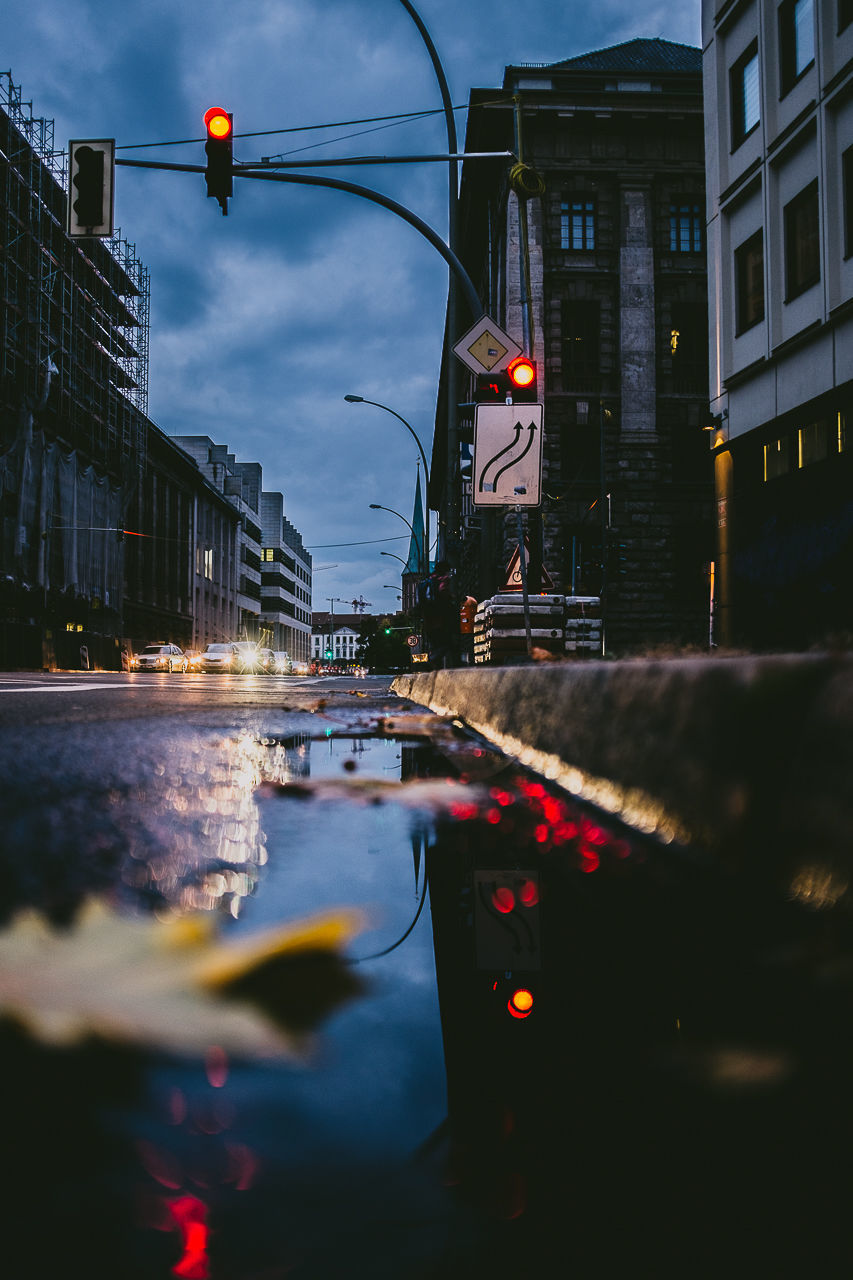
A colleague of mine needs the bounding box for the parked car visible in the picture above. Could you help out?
[132,643,186,673]
[271,650,292,674]
[199,642,238,673]
[256,647,276,674]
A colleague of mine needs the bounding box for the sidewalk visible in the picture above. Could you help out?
[393,654,853,888]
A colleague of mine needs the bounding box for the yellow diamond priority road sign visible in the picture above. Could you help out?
[452,315,522,376]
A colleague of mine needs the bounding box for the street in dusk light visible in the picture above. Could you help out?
[2,0,701,620]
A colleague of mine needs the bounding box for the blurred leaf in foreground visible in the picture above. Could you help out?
[0,900,367,1060]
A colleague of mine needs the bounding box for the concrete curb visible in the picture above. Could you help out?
[393,656,853,899]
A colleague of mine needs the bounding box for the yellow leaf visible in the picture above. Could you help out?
[0,899,367,1060]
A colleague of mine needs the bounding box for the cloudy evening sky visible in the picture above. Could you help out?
[5,0,701,614]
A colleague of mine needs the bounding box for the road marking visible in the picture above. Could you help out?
[0,682,132,693]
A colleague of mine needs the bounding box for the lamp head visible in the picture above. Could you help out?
[369,504,381,510]
[344,395,363,403]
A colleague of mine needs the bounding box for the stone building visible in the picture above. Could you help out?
[441,38,714,653]
[703,0,853,648]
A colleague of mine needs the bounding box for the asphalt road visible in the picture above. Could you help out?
[0,669,403,727]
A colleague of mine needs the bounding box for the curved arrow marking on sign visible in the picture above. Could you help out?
[477,422,523,492]
[490,421,537,493]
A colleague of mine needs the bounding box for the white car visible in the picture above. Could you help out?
[132,643,186,673]
[271,650,293,674]
[199,642,238,673]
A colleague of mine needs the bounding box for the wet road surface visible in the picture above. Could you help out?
[0,672,852,1276]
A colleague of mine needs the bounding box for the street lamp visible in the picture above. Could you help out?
[345,396,430,573]
[369,503,425,576]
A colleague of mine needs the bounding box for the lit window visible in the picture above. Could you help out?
[798,420,829,467]
[764,437,791,480]
[784,180,820,300]
[731,43,760,148]
[561,197,596,250]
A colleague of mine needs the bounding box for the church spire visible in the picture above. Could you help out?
[404,463,427,575]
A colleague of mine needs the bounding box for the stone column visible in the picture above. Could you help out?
[620,187,656,437]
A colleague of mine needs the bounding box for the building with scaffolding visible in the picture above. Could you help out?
[0,71,150,668]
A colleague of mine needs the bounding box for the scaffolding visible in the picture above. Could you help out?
[0,70,152,663]
[0,70,150,470]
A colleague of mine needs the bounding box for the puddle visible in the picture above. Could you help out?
[1,725,853,1276]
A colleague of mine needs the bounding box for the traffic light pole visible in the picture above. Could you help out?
[114,157,482,321]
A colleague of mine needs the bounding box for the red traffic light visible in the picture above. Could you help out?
[507,355,536,391]
[507,987,534,1019]
[203,108,233,215]
[204,107,233,140]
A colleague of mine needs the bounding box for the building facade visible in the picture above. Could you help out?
[123,427,240,652]
[0,71,150,669]
[310,612,364,668]
[440,39,714,654]
[260,492,312,662]
[703,0,853,647]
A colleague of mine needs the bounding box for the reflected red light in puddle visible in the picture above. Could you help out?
[492,885,516,913]
[518,877,539,906]
[450,801,480,821]
[205,1045,229,1089]
[168,1195,210,1279]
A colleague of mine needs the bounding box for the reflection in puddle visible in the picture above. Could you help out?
[2,725,853,1276]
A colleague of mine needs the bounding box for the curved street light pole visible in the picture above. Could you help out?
[345,395,430,574]
[369,503,424,575]
[396,0,460,561]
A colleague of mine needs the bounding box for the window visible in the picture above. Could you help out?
[779,0,815,94]
[784,180,820,299]
[261,548,275,562]
[731,42,760,148]
[841,0,853,33]
[844,146,853,258]
[764,436,791,480]
[734,230,765,332]
[669,200,704,253]
[798,420,829,467]
[669,304,709,392]
[562,301,600,385]
[561,197,596,250]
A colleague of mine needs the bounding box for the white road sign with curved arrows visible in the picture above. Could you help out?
[472,403,543,506]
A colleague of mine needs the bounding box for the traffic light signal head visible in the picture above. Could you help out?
[67,139,115,237]
[204,107,233,214]
[473,356,538,404]
[506,355,538,402]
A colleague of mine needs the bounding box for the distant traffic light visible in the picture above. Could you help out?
[204,107,233,214]
[67,139,115,237]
